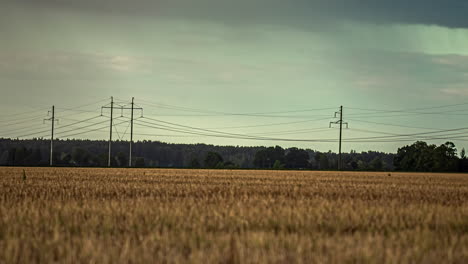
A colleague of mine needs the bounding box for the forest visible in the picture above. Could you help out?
[0,138,466,172]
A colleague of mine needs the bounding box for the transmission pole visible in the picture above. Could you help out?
[44,106,58,166]
[129,97,134,167]
[108,97,114,167]
[102,97,143,168]
[330,106,348,170]
[119,98,142,167]
[101,97,114,167]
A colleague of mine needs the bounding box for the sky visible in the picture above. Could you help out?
[1,0,468,153]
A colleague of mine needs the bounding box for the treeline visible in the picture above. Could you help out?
[0,138,466,172]
[394,141,468,172]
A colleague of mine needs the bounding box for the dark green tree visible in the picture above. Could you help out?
[253,146,285,168]
[315,153,329,170]
[190,158,201,168]
[369,157,384,171]
[116,152,128,167]
[285,148,309,169]
[204,152,223,168]
[72,147,89,166]
[135,157,146,167]
[273,160,285,170]
[394,141,459,172]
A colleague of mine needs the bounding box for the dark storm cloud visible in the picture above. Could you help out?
[9,0,468,28]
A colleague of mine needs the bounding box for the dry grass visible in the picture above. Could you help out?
[1,167,468,263]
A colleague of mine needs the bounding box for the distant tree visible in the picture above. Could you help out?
[285,148,309,169]
[190,158,201,168]
[433,142,458,172]
[204,152,223,168]
[459,148,468,172]
[135,157,145,167]
[253,146,285,168]
[27,148,42,166]
[369,157,384,171]
[395,141,459,172]
[72,147,89,166]
[315,153,329,170]
[223,161,238,169]
[357,160,368,171]
[58,152,72,166]
[273,160,285,170]
[116,152,128,167]
[7,148,16,166]
[97,153,108,167]
[0,151,8,165]
[14,147,27,166]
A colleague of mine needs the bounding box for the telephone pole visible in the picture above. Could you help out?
[330,106,348,170]
[44,106,58,166]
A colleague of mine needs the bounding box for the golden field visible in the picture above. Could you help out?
[1,167,468,263]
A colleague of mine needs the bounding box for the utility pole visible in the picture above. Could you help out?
[129,97,134,167]
[101,97,143,167]
[108,97,113,167]
[101,97,114,167]
[330,106,348,170]
[119,98,142,167]
[44,106,58,166]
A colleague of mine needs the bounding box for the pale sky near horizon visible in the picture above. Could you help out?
[1,0,468,153]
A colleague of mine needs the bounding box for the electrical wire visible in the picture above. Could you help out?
[347,118,440,130]
[138,99,335,118]
[57,119,130,139]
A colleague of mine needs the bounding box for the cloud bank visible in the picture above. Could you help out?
[11,0,468,28]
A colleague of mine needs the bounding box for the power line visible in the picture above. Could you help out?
[347,118,440,130]
[0,107,49,119]
[1,114,48,126]
[54,118,109,138]
[57,119,131,139]
[0,122,49,137]
[136,114,468,144]
[138,99,334,118]
[134,118,338,143]
[55,98,109,111]
[347,101,468,113]
[206,117,332,130]
[340,127,468,141]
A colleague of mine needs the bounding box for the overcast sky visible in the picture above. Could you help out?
[1,0,468,153]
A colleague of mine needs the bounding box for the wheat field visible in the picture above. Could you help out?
[1,167,468,263]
